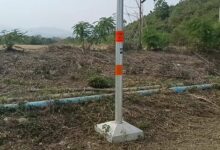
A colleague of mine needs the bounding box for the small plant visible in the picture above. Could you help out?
[0,29,26,51]
[88,75,114,88]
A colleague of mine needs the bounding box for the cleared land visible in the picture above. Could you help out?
[0,45,220,149]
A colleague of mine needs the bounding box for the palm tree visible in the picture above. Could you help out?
[94,17,115,43]
[72,22,93,49]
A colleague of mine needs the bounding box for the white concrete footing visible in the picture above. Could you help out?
[95,121,144,143]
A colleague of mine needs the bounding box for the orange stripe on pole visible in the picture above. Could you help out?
[115,65,123,76]
[115,31,124,43]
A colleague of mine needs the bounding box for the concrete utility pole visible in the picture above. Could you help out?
[95,0,144,143]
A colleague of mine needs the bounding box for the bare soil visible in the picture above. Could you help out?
[0,45,220,149]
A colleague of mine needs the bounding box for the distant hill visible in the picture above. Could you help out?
[27,27,72,38]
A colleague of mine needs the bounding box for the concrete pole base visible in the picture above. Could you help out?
[95,121,144,143]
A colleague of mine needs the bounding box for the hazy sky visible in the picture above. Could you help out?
[0,0,179,31]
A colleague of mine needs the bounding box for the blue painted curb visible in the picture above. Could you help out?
[0,84,215,110]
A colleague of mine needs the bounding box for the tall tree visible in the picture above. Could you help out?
[154,0,170,20]
[134,0,147,49]
[94,17,115,43]
[72,22,93,49]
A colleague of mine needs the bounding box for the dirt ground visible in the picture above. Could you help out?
[0,45,220,149]
[0,90,220,150]
[0,45,219,103]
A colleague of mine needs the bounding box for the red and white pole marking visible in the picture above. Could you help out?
[115,0,124,124]
[95,0,144,143]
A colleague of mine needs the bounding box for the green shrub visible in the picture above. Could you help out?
[212,23,220,50]
[184,19,220,51]
[0,29,25,51]
[143,27,169,50]
[88,76,114,88]
[171,24,189,46]
[186,19,215,51]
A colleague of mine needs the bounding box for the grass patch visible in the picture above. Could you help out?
[88,75,114,89]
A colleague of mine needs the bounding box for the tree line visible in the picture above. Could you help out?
[72,17,115,49]
[0,29,59,51]
[0,17,115,51]
[1,0,219,53]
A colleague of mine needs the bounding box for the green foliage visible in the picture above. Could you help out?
[124,22,140,50]
[143,27,169,50]
[0,30,58,46]
[0,29,25,50]
[170,23,189,46]
[170,18,220,51]
[93,17,115,43]
[126,0,220,52]
[154,0,170,20]
[72,17,115,48]
[186,19,216,51]
[72,22,93,48]
[27,35,58,45]
[88,76,114,89]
